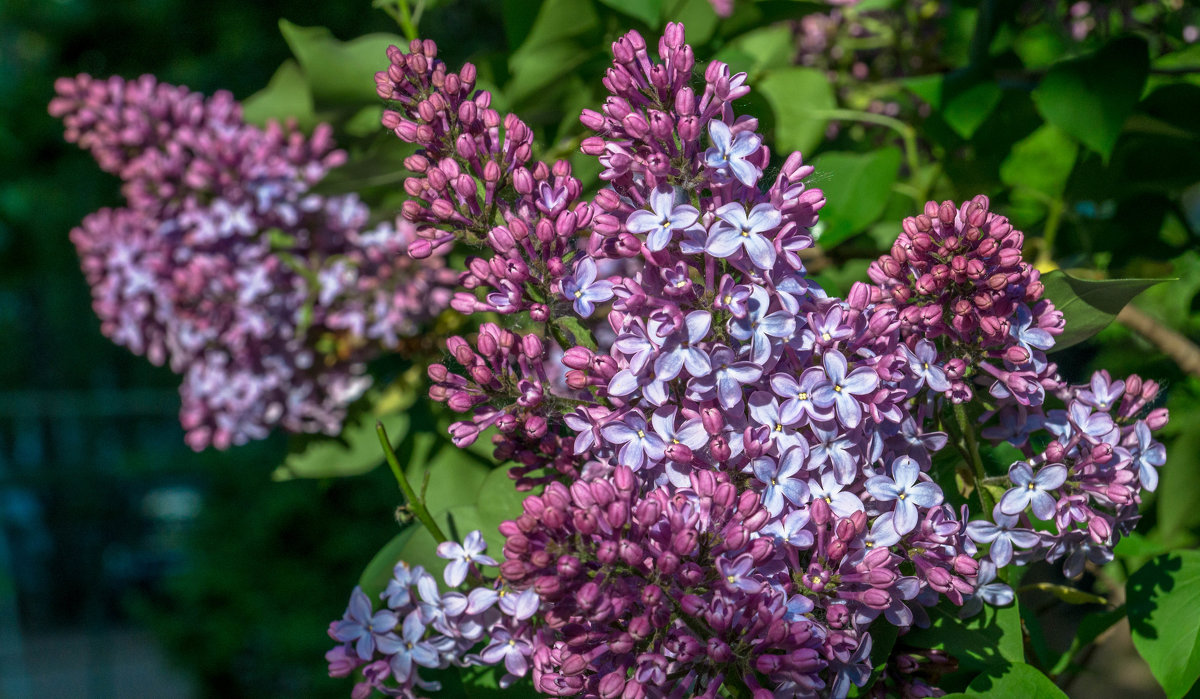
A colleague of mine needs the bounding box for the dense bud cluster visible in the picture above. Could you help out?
[51,74,455,449]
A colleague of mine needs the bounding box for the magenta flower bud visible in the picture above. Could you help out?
[407,238,434,259]
[614,465,636,493]
[512,167,534,194]
[709,436,731,462]
[557,555,582,578]
[534,575,562,597]
[525,415,548,438]
[1142,379,1161,401]
[706,638,733,664]
[700,404,724,434]
[1045,442,1066,462]
[826,603,850,628]
[598,672,626,699]
[658,551,680,575]
[1147,407,1169,430]
[665,442,692,463]
[529,304,549,322]
[615,232,642,257]
[499,560,527,581]
[1005,345,1031,364]
[680,594,706,616]
[522,334,545,359]
[953,555,978,576]
[1125,374,1143,396]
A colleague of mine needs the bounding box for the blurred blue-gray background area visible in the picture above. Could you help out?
[0,1,485,696]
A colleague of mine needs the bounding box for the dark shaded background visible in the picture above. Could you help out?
[0,1,497,696]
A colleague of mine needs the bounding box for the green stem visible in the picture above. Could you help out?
[813,108,921,179]
[394,0,419,42]
[953,402,994,515]
[1036,198,1065,269]
[377,422,449,544]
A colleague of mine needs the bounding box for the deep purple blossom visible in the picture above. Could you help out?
[687,345,763,409]
[731,285,795,363]
[332,587,401,660]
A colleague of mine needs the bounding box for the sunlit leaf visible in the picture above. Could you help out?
[1128,551,1200,698]
[1041,271,1166,350]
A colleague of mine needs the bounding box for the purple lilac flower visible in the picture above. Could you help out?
[1132,421,1165,491]
[812,350,880,429]
[389,614,440,681]
[436,530,499,587]
[966,506,1041,566]
[999,462,1068,520]
[901,340,951,392]
[763,506,816,548]
[810,470,865,516]
[561,258,615,317]
[479,627,533,677]
[810,423,860,484]
[331,587,400,660]
[1078,371,1126,411]
[601,411,667,470]
[751,447,810,516]
[687,345,763,409]
[959,560,1015,618]
[865,456,944,534]
[625,186,700,251]
[654,311,712,379]
[770,367,833,425]
[730,285,795,363]
[705,202,781,270]
[704,120,762,186]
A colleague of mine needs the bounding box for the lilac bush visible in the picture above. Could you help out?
[323,23,1170,698]
[50,74,456,449]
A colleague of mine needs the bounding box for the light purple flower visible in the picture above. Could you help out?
[752,447,810,516]
[999,462,1067,520]
[770,367,832,425]
[1078,371,1125,411]
[331,586,400,660]
[1067,401,1118,445]
[388,613,440,681]
[1132,421,1165,492]
[862,512,902,549]
[1011,304,1055,353]
[865,456,944,535]
[901,340,950,392]
[497,586,540,621]
[650,406,708,450]
[731,285,795,363]
[601,411,667,470]
[480,627,533,677]
[960,560,1015,618]
[561,258,614,317]
[687,345,763,409]
[382,563,422,608]
[705,202,781,270]
[810,470,864,517]
[812,350,880,429]
[436,530,498,587]
[966,506,1041,567]
[716,553,763,593]
[810,423,859,485]
[763,506,815,548]
[748,391,806,453]
[704,120,762,186]
[625,186,700,251]
[655,311,712,379]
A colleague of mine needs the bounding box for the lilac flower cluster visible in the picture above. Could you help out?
[326,531,540,698]
[326,22,1171,698]
[51,74,455,449]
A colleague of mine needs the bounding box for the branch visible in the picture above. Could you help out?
[1117,304,1200,378]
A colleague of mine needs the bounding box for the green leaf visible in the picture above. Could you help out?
[278,20,404,107]
[1128,551,1200,698]
[359,525,420,599]
[1157,427,1200,537]
[943,82,1003,139]
[1031,36,1150,160]
[814,148,902,247]
[904,601,1024,671]
[1013,24,1070,70]
[902,74,943,109]
[942,662,1068,698]
[757,67,836,158]
[1040,271,1165,350]
[597,0,661,27]
[273,411,408,481]
[475,466,530,538]
[554,315,598,351]
[1049,605,1126,675]
[242,59,316,128]
[507,0,600,105]
[712,25,794,78]
[1000,124,1078,198]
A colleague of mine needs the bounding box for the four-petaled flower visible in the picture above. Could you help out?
[810,469,865,517]
[999,462,1067,520]
[561,258,614,317]
[388,613,440,682]
[479,627,533,678]
[731,285,795,363]
[966,505,1041,567]
[704,120,762,187]
[865,456,944,535]
[716,553,763,593]
[751,446,810,516]
[705,202,781,270]
[1132,421,1165,491]
[687,345,763,409]
[626,186,700,252]
[436,530,499,587]
[601,411,667,470]
[812,350,880,429]
[331,586,400,659]
[901,340,951,393]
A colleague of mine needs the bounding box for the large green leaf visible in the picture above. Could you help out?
[1127,551,1200,698]
[507,0,600,105]
[904,601,1024,671]
[942,662,1067,698]
[1031,36,1150,160]
[1000,123,1078,198]
[814,148,902,247]
[943,82,1003,139]
[1157,428,1200,537]
[597,0,661,27]
[278,20,404,107]
[757,67,836,158]
[273,411,408,480]
[712,25,794,78]
[242,59,316,128]
[1040,271,1165,350]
